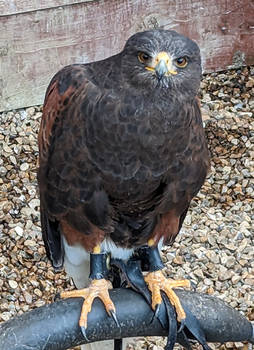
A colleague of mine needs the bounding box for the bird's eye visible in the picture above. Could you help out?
[138,52,150,63]
[175,57,188,68]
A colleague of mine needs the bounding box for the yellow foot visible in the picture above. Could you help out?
[60,278,115,329]
[144,270,190,322]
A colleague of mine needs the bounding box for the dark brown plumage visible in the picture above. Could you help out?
[39,29,209,268]
[38,30,210,343]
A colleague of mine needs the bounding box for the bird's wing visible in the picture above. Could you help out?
[153,98,210,245]
[38,64,113,269]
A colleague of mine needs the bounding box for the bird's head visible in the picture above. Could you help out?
[121,29,202,99]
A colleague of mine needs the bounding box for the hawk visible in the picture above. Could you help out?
[38,29,210,348]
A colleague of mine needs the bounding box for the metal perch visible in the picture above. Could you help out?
[0,288,253,350]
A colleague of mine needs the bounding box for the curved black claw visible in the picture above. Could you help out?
[80,326,89,342]
[110,310,120,328]
[154,303,161,318]
[150,303,161,324]
[178,318,186,333]
[154,303,161,321]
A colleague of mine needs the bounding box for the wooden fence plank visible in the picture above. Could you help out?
[0,0,253,112]
[0,0,93,16]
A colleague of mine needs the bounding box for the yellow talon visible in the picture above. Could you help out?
[60,278,114,329]
[144,270,191,322]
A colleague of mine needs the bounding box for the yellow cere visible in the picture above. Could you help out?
[145,66,155,72]
[155,51,171,64]
[167,70,178,75]
[145,51,178,76]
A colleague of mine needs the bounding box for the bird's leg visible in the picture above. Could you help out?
[142,242,212,350]
[143,240,191,324]
[60,245,117,337]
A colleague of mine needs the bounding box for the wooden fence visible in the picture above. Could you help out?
[0,0,253,112]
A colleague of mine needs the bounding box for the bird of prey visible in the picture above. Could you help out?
[38,29,210,349]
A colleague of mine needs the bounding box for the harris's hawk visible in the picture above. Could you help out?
[38,29,210,348]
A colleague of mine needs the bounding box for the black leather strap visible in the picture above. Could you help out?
[89,252,109,280]
[136,245,165,271]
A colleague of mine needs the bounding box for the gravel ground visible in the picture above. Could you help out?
[0,66,253,350]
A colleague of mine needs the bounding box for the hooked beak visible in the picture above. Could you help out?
[146,52,177,79]
[155,59,168,80]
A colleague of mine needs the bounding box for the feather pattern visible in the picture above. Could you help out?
[38,29,209,269]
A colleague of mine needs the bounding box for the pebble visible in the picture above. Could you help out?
[0,166,7,176]
[28,198,40,210]
[20,163,29,171]
[1,312,11,321]
[24,239,36,247]
[8,280,18,289]
[14,226,24,236]
[23,291,33,304]
[34,288,42,297]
